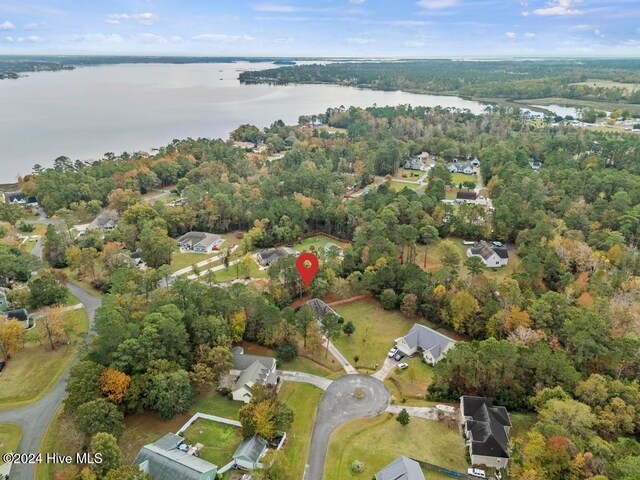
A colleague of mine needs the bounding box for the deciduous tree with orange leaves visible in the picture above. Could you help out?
[100,368,132,404]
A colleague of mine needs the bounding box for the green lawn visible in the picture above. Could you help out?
[0,423,22,465]
[0,309,89,411]
[212,258,268,283]
[332,300,425,372]
[119,392,241,463]
[289,234,350,254]
[385,356,434,403]
[396,168,423,179]
[325,414,468,480]
[278,382,324,480]
[390,181,420,192]
[182,419,243,467]
[170,251,216,273]
[451,173,477,185]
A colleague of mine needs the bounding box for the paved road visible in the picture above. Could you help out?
[371,357,398,381]
[0,283,100,480]
[279,371,332,391]
[304,375,390,480]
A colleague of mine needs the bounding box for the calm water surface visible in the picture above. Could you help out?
[0,62,489,182]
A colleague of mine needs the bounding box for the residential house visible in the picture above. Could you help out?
[88,210,119,231]
[176,232,223,253]
[133,432,218,480]
[5,308,30,328]
[448,161,475,175]
[233,141,256,151]
[2,192,36,205]
[232,435,268,470]
[230,347,278,403]
[456,191,478,203]
[394,323,456,365]
[375,456,425,480]
[460,396,511,469]
[528,158,542,171]
[323,242,344,258]
[466,241,509,268]
[256,247,296,267]
[301,298,340,321]
[470,158,480,167]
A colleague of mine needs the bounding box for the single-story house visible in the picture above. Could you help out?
[256,247,296,267]
[88,210,119,231]
[528,158,542,171]
[323,242,343,257]
[456,191,478,203]
[375,456,425,480]
[448,162,474,174]
[133,432,218,480]
[232,435,268,470]
[230,347,278,403]
[394,324,456,365]
[176,232,223,253]
[466,241,509,268]
[2,192,37,205]
[460,396,511,469]
[301,298,340,321]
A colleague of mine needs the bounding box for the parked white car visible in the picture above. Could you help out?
[388,346,399,358]
[467,468,486,479]
[397,362,409,370]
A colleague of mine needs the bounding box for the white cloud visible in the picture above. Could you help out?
[72,33,123,43]
[106,13,159,26]
[169,35,184,43]
[3,36,14,42]
[191,33,255,43]
[252,3,297,13]
[17,35,44,43]
[404,39,427,47]
[524,32,536,38]
[570,24,604,37]
[349,0,365,3]
[505,32,516,38]
[22,22,40,30]
[0,20,15,30]
[532,0,582,16]
[346,37,375,45]
[416,0,457,9]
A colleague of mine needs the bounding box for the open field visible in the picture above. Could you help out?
[279,382,324,479]
[0,423,22,465]
[325,414,468,480]
[570,79,640,93]
[182,419,243,467]
[451,173,476,185]
[389,181,420,192]
[385,356,434,403]
[395,168,423,180]
[170,251,217,272]
[0,309,88,411]
[332,299,459,372]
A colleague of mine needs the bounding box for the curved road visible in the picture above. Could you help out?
[0,283,100,480]
[304,374,390,480]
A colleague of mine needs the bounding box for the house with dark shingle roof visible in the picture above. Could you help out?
[466,241,508,268]
[230,347,278,403]
[232,435,268,470]
[133,432,218,480]
[456,191,478,202]
[302,298,339,321]
[375,456,425,480]
[256,247,296,267]
[394,324,456,365]
[460,396,511,469]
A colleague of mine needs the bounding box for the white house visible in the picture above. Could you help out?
[230,347,278,403]
[176,232,223,253]
[466,241,509,268]
[460,396,511,470]
[394,324,456,365]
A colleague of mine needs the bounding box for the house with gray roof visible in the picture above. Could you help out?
[460,396,511,469]
[302,298,340,321]
[394,324,456,365]
[176,232,223,253]
[256,247,296,267]
[230,347,278,403]
[466,241,508,268]
[133,432,218,480]
[232,435,268,470]
[375,456,425,480]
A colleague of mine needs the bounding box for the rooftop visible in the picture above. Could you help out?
[462,396,511,460]
[375,456,425,480]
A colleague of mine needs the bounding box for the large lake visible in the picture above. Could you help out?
[0,61,490,182]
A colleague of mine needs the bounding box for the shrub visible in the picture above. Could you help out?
[351,460,364,473]
[380,289,398,310]
[277,344,298,362]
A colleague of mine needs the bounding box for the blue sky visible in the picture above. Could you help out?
[0,0,639,56]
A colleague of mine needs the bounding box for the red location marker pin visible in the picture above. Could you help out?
[296,253,319,287]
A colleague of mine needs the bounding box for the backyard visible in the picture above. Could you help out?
[182,419,243,467]
[170,251,217,273]
[289,234,350,255]
[0,309,89,411]
[279,382,324,479]
[0,423,22,465]
[241,341,343,378]
[332,300,420,372]
[451,172,477,186]
[384,356,434,403]
[325,414,468,480]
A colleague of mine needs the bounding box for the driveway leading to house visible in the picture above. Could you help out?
[304,374,390,480]
[371,357,398,381]
[385,404,439,420]
[280,371,333,391]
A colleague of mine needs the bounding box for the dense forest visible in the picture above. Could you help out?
[6,105,640,479]
[239,59,640,105]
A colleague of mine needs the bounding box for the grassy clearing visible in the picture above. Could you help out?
[451,173,477,185]
[389,181,420,192]
[170,251,217,273]
[325,414,468,480]
[395,168,423,180]
[385,356,434,403]
[0,423,22,465]
[332,300,418,371]
[279,382,324,479]
[289,234,350,255]
[0,309,88,411]
[182,419,243,467]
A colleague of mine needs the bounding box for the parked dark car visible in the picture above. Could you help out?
[0,361,6,374]
[393,352,404,361]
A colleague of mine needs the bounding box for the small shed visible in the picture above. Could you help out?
[233,435,268,470]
